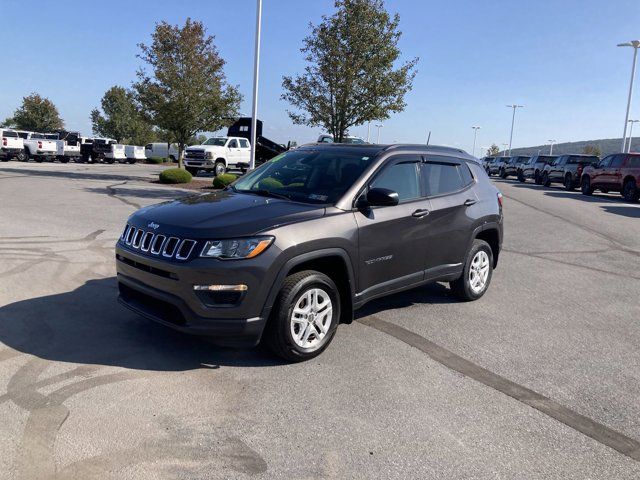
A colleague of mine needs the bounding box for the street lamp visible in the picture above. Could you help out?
[249,0,263,171]
[627,119,640,152]
[471,126,481,157]
[548,139,556,155]
[618,40,640,151]
[501,143,509,156]
[375,124,384,143]
[366,122,371,143]
[506,104,524,156]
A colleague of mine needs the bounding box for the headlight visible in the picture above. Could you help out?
[206,151,214,159]
[200,236,274,259]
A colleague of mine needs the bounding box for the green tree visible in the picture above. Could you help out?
[91,86,155,145]
[4,93,64,132]
[281,0,417,142]
[134,18,242,168]
[487,144,500,156]
[583,144,601,157]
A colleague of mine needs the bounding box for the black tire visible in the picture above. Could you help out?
[622,179,639,203]
[264,270,340,362]
[128,159,136,164]
[534,171,542,185]
[499,168,507,179]
[34,156,43,163]
[59,157,69,164]
[104,158,115,164]
[564,173,575,191]
[450,239,494,301]
[581,176,594,196]
[517,171,525,182]
[214,161,226,176]
[16,150,27,162]
[186,167,199,177]
[542,172,551,187]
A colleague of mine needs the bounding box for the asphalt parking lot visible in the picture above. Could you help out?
[1,161,640,479]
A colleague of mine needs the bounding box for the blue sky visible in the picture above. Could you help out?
[1,0,639,153]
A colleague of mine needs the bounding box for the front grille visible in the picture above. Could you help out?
[120,224,197,261]
[185,150,206,160]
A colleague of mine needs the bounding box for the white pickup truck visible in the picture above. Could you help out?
[125,145,146,164]
[55,131,82,163]
[0,129,24,161]
[19,132,58,162]
[183,136,250,176]
[104,144,126,164]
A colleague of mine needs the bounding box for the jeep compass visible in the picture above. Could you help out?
[116,144,503,361]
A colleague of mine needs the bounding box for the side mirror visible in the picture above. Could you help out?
[363,187,399,207]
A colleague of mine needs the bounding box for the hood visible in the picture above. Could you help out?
[129,190,325,238]
[186,145,224,152]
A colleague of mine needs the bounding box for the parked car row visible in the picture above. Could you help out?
[482,153,640,202]
[0,128,151,164]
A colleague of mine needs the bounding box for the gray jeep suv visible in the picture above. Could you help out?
[116,144,503,361]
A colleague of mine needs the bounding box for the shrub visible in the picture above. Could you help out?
[146,157,166,164]
[212,173,238,189]
[159,168,192,184]
[257,177,283,190]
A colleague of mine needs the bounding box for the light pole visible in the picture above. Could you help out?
[249,0,263,171]
[502,143,509,156]
[366,122,371,143]
[506,104,524,156]
[618,41,640,152]
[627,119,640,152]
[548,139,556,155]
[375,124,383,143]
[471,126,481,157]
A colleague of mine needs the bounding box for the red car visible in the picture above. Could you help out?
[581,152,640,202]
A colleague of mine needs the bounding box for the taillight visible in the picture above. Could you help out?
[497,192,503,208]
[2,138,6,146]
[38,141,43,149]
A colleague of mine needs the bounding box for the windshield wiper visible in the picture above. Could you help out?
[253,189,291,201]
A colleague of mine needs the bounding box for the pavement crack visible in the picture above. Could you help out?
[105,182,142,209]
[358,314,640,463]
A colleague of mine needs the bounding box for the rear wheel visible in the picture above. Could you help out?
[450,239,493,301]
[564,173,575,191]
[499,168,507,179]
[16,150,27,162]
[542,172,551,187]
[517,170,525,182]
[622,179,639,202]
[534,171,542,185]
[264,270,340,362]
[581,176,594,196]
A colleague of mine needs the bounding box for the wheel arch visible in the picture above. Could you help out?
[215,157,227,165]
[623,175,637,186]
[474,225,500,268]
[262,248,356,325]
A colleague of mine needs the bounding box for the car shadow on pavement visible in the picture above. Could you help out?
[355,282,456,320]
[600,205,640,218]
[84,186,192,203]
[0,277,285,371]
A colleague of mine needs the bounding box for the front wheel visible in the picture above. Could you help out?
[581,176,594,196]
[564,173,575,191]
[214,161,226,176]
[499,168,507,179]
[542,172,551,187]
[622,179,639,203]
[264,270,340,362]
[517,171,525,182]
[534,171,542,185]
[450,239,493,301]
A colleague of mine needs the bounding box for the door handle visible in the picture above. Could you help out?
[463,198,477,206]
[412,208,430,218]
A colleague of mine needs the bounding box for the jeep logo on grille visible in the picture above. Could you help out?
[147,222,160,230]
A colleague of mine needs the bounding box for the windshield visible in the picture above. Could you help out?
[203,137,227,146]
[233,149,374,204]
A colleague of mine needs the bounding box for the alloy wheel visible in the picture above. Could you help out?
[469,250,490,294]
[290,288,333,350]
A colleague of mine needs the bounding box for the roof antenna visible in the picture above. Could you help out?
[426,131,431,146]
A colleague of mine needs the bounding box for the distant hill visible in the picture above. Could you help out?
[498,137,639,158]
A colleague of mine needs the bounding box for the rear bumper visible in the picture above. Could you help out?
[0,147,21,158]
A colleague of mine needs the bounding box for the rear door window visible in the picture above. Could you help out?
[610,155,625,168]
[422,161,466,197]
[239,139,249,148]
[627,156,640,168]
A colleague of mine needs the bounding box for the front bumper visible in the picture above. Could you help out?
[115,245,278,346]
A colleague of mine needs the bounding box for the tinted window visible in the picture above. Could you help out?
[423,162,465,196]
[1,130,18,138]
[599,156,612,167]
[568,155,598,165]
[610,155,625,168]
[17,132,28,139]
[239,139,249,148]
[228,139,238,148]
[628,156,640,168]
[458,163,474,186]
[371,161,420,202]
